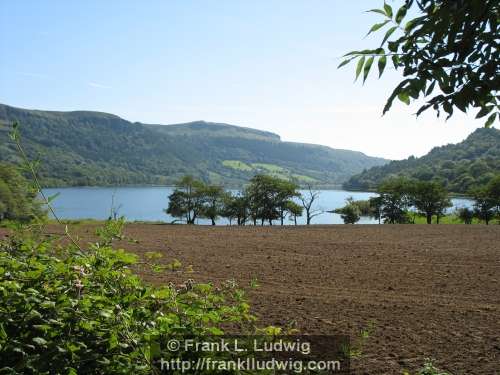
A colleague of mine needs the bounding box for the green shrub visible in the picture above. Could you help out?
[0,219,255,373]
[349,200,373,216]
[334,197,361,224]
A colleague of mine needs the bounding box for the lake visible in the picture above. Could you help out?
[42,187,474,225]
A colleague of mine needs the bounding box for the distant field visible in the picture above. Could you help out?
[222,160,318,183]
[9,223,498,374]
[222,160,253,171]
[251,162,286,172]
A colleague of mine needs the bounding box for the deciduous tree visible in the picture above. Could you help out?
[246,175,299,225]
[472,189,496,225]
[378,177,413,223]
[411,181,452,224]
[298,184,323,225]
[199,185,226,225]
[165,176,205,224]
[285,201,303,226]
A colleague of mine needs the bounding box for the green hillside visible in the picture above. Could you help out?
[0,103,387,187]
[343,127,500,193]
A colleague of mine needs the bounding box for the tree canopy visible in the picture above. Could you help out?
[411,180,452,224]
[340,0,499,126]
[165,176,205,224]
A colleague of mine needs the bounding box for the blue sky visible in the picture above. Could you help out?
[0,0,488,159]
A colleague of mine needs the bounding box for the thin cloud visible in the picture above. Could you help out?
[88,82,112,89]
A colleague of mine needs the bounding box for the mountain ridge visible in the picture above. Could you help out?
[0,103,388,187]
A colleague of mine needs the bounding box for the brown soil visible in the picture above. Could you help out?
[4,224,500,374]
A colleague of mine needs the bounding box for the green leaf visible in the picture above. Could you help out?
[363,57,374,83]
[395,5,407,24]
[99,310,112,319]
[383,2,393,18]
[398,92,410,105]
[207,327,224,335]
[391,55,400,68]
[367,9,386,16]
[425,81,436,96]
[453,92,468,113]
[343,50,360,57]
[475,106,493,119]
[47,192,60,203]
[0,323,7,340]
[33,337,48,346]
[381,26,398,46]
[404,20,416,33]
[108,333,119,349]
[355,56,366,81]
[366,20,390,36]
[485,112,497,128]
[443,101,453,118]
[377,56,387,78]
[41,300,56,309]
[388,41,399,52]
[337,59,353,69]
[383,79,412,114]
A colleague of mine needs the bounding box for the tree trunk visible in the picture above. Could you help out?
[426,213,432,224]
[211,217,216,225]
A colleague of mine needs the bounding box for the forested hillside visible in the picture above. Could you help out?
[0,103,387,187]
[344,128,500,193]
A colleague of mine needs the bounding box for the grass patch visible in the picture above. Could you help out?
[222,160,253,171]
[411,214,484,224]
[251,163,286,172]
[221,160,318,184]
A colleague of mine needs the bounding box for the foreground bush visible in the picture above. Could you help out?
[0,220,255,373]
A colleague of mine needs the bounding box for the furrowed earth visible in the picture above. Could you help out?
[3,224,499,374]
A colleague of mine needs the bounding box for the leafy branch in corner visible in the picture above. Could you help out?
[338,0,499,127]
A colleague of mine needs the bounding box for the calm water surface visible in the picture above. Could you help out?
[42,187,473,225]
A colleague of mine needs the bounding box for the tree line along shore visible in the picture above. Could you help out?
[2,162,500,226]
